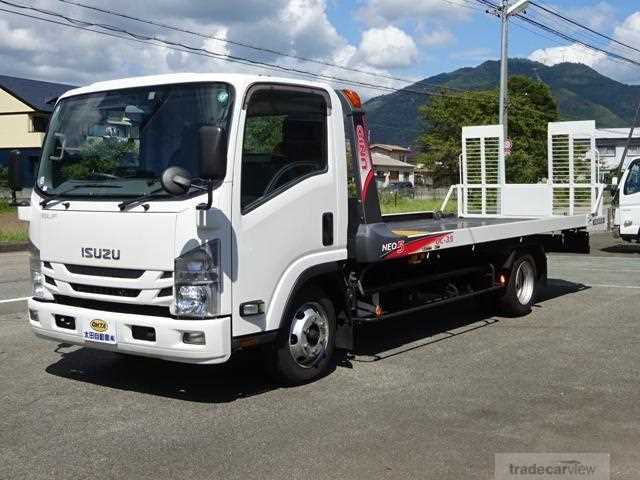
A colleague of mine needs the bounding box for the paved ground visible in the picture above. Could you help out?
[1,234,639,479]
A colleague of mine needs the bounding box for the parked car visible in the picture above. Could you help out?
[385,181,415,197]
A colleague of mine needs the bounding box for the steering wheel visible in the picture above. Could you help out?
[263,161,319,196]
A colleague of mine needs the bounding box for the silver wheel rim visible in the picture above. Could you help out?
[288,302,330,369]
[515,260,535,305]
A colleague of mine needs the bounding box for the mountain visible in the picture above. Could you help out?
[364,59,640,147]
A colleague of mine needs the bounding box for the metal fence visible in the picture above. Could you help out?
[414,187,450,200]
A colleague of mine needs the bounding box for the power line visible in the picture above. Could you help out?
[529,1,640,56]
[514,15,634,70]
[511,17,635,71]
[525,8,639,63]
[0,1,499,105]
[516,15,640,68]
[53,0,475,94]
[440,0,486,11]
[475,0,640,69]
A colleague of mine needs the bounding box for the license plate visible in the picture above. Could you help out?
[83,319,117,345]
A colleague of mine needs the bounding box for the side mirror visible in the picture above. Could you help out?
[199,126,227,181]
[160,166,192,196]
[7,149,23,191]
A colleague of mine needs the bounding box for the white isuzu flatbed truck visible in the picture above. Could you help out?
[611,158,640,242]
[8,73,605,384]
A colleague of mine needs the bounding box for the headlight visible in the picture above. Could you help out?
[172,240,220,319]
[30,244,53,301]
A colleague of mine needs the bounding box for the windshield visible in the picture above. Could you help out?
[36,82,233,199]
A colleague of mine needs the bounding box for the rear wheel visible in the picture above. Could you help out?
[497,254,537,316]
[267,286,336,385]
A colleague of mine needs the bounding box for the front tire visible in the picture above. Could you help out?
[267,286,336,386]
[497,253,537,317]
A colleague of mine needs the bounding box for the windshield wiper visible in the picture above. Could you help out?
[118,181,209,212]
[118,187,164,211]
[40,184,123,208]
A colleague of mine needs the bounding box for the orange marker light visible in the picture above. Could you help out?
[499,273,507,286]
[342,89,362,109]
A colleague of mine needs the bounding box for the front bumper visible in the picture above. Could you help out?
[28,299,231,364]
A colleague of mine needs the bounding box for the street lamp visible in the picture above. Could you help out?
[499,0,529,142]
[507,0,529,16]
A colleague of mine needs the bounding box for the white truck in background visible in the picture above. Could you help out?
[8,73,604,385]
[611,158,640,242]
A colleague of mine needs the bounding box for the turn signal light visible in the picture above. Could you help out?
[240,300,265,316]
[342,89,362,109]
[499,273,508,286]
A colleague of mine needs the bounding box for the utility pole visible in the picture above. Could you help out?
[494,0,529,141]
[499,0,509,141]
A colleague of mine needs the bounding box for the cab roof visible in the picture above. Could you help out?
[59,73,335,101]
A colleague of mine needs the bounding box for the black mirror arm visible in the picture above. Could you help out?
[8,191,30,207]
[197,179,214,210]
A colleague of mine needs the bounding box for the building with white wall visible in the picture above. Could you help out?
[370,143,411,163]
[594,127,640,172]
[371,151,415,187]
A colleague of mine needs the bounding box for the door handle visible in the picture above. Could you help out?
[322,212,333,246]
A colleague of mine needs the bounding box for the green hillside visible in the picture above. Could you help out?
[365,59,640,147]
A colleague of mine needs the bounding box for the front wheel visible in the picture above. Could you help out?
[266,286,336,385]
[497,253,538,317]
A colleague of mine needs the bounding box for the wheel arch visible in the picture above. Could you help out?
[283,263,346,322]
[499,243,547,284]
[265,256,347,332]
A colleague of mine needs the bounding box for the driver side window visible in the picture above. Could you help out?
[624,161,640,196]
[241,87,328,213]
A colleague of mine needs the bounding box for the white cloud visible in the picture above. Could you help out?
[560,2,616,30]
[0,0,409,97]
[420,28,454,47]
[528,43,607,68]
[0,19,43,51]
[528,11,640,85]
[357,26,418,68]
[360,0,470,26]
[613,11,640,49]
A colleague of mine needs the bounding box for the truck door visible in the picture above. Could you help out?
[618,158,640,237]
[231,84,343,336]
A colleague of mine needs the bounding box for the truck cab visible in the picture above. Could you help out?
[613,157,640,241]
[14,74,355,380]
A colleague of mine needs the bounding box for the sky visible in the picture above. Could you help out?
[0,0,639,97]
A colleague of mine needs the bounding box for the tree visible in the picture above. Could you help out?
[416,76,559,185]
[62,138,138,179]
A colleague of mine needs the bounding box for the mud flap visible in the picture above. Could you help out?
[335,312,354,350]
[543,230,590,254]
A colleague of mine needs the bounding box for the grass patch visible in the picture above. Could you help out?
[380,195,455,215]
[0,200,16,213]
[0,228,28,243]
[0,202,27,243]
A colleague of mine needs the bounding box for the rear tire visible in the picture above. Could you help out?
[266,286,336,386]
[497,253,537,317]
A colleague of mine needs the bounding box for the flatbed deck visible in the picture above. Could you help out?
[356,212,592,262]
[385,215,530,237]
